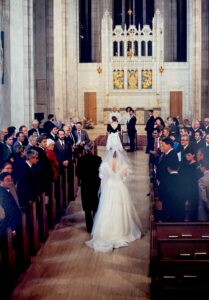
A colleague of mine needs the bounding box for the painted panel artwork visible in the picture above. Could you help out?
[0,31,4,84]
[113,69,124,89]
[127,69,138,89]
[141,69,152,89]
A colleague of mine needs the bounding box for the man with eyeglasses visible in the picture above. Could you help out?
[178,134,192,168]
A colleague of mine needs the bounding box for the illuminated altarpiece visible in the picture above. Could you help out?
[101,10,163,124]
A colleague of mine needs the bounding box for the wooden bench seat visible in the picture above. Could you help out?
[150,222,209,299]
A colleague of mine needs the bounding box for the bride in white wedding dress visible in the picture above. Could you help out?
[86,149,142,252]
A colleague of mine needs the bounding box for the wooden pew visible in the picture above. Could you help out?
[73,158,79,197]
[56,174,63,219]
[21,211,30,268]
[29,201,40,255]
[39,193,49,242]
[49,182,56,228]
[64,168,69,207]
[0,228,16,296]
[150,221,209,300]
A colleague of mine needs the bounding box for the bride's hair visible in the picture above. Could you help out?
[102,149,132,180]
[112,116,118,122]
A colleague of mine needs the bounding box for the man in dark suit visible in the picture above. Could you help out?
[1,134,14,164]
[127,109,137,152]
[13,132,25,159]
[54,129,74,200]
[76,143,101,232]
[194,130,204,153]
[16,149,39,208]
[156,137,179,187]
[0,130,4,165]
[54,130,73,168]
[43,114,56,135]
[202,118,209,135]
[160,160,185,222]
[73,122,90,156]
[0,172,22,235]
[74,122,90,146]
[47,125,58,141]
[33,134,53,195]
[145,110,155,153]
[0,172,24,273]
[28,119,44,137]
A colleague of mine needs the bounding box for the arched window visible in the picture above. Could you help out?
[113,41,118,56]
[134,41,138,56]
[148,41,152,56]
[120,41,124,56]
[141,41,145,56]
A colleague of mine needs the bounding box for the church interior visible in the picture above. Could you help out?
[1,0,209,299]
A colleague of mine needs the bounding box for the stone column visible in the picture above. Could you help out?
[164,0,177,62]
[53,0,68,122]
[66,0,79,119]
[201,0,209,119]
[155,0,164,17]
[91,0,102,62]
[102,0,113,20]
[10,0,35,128]
[193,0,202,120]
[0,0,11,128]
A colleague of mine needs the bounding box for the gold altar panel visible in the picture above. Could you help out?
[135,110,145,124]
[141,69,152,89]
[113,69,124,89]
[127,70,138,89]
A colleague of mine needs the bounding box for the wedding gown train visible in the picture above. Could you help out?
[86,154,142,252]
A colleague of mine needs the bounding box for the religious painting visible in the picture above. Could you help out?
[127,69,138,89]
[0,31,4,84]
[141,69,152,89]
[113,69,124,89]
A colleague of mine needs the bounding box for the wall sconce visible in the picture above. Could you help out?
[159,66,165,74]
[97,64,102,74]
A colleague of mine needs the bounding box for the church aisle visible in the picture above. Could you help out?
[12,149,150,300]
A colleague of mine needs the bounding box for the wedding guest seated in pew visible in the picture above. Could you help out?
[198,159,209,221]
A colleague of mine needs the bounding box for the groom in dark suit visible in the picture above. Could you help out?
[76,143,101,233]
[127,109,137,152]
